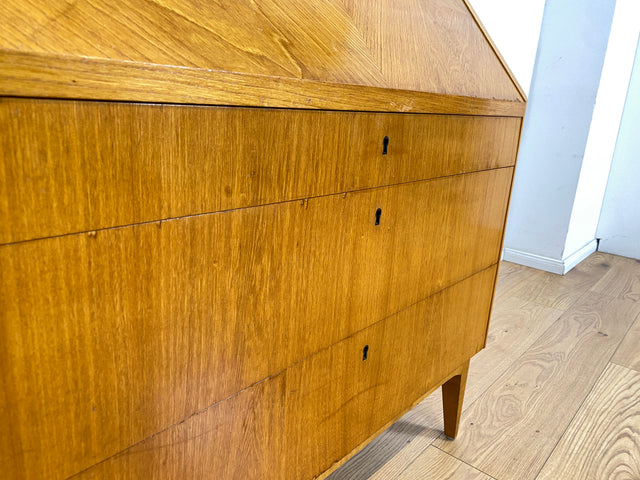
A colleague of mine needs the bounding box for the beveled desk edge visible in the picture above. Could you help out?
[0,49,527,118]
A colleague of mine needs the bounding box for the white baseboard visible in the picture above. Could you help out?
[502,239,598,275]
[562,239,599,272]
[502,248,566,274]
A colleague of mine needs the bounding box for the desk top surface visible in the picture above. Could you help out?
[0,0,526,115]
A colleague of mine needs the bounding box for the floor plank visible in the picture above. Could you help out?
[611,314,640,373]
[433,291,640,480]
[591,253,640,301]
[509,252,612,310]
[493,262,542,301]
[536,362,640,480]
[467,296,563,406]
[392,446,494,480]
[365,418,443,480]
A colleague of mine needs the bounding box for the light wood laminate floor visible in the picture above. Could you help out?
[330,252,640,480]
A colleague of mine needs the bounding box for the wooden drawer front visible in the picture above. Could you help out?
[0,97,521,244]
[0,169,510,479]
[68,266,497,480]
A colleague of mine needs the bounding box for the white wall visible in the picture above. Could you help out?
[597,37,640,260]
[564,0,640,263]
[467,0,544,96]
[502,0,616,274]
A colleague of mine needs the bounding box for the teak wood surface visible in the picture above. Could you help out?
[0,0,526,478]
[0,0,525,115]
[0,98,521,245]
[0,50,526,117]
[1,167,512,479]
[57,268,497,480]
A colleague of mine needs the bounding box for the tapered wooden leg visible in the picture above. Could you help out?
[442,360,470,440]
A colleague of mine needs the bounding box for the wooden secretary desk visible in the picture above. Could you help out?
[0,1,526,478]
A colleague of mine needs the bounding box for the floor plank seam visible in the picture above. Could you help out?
[506,254,614,313]
[431,444,498,479]
[507,288,577,313]
[533,271,640,479]
[531,355,615,480]
[609,359,640,374]
[357,405,457,479]
[391,425,440,476]
[386,443,428,480]
[608,309,640,368]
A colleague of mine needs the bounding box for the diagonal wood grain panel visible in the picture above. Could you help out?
[0,0,522,101]
[379,0,521,100]
[249,0,386,85]
[0,0,305,79]
[337,0,384,65]
[1,0,384,84]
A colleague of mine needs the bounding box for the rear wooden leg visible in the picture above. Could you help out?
[442,360,470,440]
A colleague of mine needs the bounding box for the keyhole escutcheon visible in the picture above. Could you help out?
[382,136,389,155]
[375,208,382,225]
[362,345,369,361]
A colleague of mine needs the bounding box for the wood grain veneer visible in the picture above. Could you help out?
[0,0,523,103]
[460,0,527,101]
[0,50,526,117]
[0,169,512,479]
[61,267,497,480]
[1,1,526,478]
[0,98,521,245]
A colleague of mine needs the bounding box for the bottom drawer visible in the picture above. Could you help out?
[73,265,497,479]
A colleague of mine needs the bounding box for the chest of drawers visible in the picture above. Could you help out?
[0,1,525,478]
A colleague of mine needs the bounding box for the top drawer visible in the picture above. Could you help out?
[0,98,521,244]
